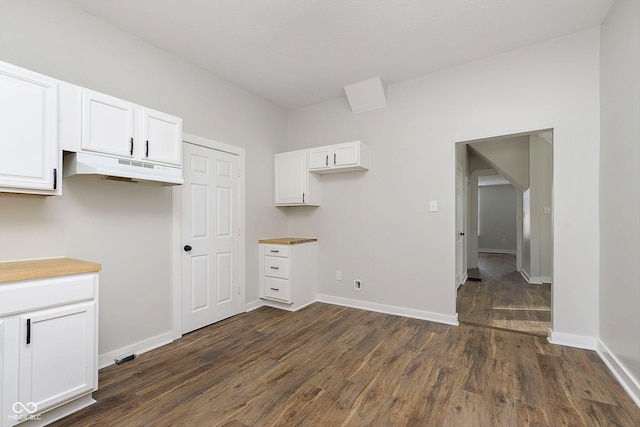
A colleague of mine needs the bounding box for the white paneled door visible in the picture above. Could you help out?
[181,143,240,334]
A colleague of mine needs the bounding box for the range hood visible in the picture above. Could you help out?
[63,152,183,185]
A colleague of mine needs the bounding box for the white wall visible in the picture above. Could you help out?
[286,28,601,338]
[478,184,517,253]
[599,0,640,390]
[0,0,287,357]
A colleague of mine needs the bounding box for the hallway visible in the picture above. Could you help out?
[457,253,551,336]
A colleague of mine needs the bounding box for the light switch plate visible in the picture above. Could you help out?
[430,200,438,212]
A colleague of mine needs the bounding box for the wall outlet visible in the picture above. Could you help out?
[354,280,362,290]
[336,271,342,281]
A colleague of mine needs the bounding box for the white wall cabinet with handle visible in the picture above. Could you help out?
[308,141,369,174]
[0,60,61,195]
[61,85,183,167]
[274,150,320,206]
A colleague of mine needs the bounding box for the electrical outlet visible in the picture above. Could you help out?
[336,271,342,281]
[354,280,362,290]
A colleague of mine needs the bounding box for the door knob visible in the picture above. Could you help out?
[184,245,192,252]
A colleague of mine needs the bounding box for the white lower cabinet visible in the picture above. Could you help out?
[259,240,317,311]
[0,260,100,427]
[18,302,96,415]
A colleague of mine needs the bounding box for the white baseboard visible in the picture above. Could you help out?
[22,395,95,427]
[245,299,264,312]
[478,248,517,254]
[98,331,174,369]
[597,340,640,408]
[520,270,551,285]
[317,294,459,326]
[547,329,598,350]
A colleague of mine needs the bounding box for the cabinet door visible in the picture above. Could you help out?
[19,302,96,414]
[307,146,332,171]
[141,108,182,166]
[334,142,359,167]
[0,62,59,193]
[274,151,307,205]
[81,89,135,157]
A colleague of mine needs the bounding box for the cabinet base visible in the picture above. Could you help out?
[19,394,95,427]
[262,298,315,312]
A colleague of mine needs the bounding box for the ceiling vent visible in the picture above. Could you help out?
[344,76,388,114]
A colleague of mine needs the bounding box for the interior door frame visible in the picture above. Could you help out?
[171,133,246,340]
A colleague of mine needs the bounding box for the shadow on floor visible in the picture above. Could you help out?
[456,253,551,336]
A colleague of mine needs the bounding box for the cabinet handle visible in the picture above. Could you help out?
[53,168,57,190]
[130,137,134,155]
[270,266,279,270]
[325,155,328,166]
[334,153,336,165]
[145,140,149,157]
[26,319,31,345]
[270,250,279,253]
[303,192,305,203]
[270,287,279,291]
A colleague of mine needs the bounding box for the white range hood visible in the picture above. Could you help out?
[63,152,183,185]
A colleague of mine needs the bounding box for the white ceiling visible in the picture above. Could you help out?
[69,0,614,110]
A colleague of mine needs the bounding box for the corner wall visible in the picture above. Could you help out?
[599,0,640,402]
[286,28,601,339]
[0,0,287,359]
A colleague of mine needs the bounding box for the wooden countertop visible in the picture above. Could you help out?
[258,237,318,245]
[0,257,102,284]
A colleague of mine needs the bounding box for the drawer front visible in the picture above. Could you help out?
[263,244,289,258]
[264,277,290,302]
[0,273,97,316]
[264,256,289,279]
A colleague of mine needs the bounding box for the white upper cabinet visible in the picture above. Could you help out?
[0,61,61,195]
[81,89,135,158]
[141,108,183,166]
[274,150,320,206]
[62,85,183,167]
[308,141,369,174]
[275,141,369,206]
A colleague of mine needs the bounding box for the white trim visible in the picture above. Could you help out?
[478,248,517,254]
[262,298,316,312]
[22,395,96,427]
[98,331,173,369]
[245,299,264,312]
[520,270,550,284]
[317,294,459,326]
[597,340,640,408]
[171,133,246,339]
[547,329,597,350]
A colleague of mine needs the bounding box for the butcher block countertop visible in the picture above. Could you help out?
[258,237,318,245]
[0,257,102,284]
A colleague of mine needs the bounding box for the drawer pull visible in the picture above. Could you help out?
[270,250,279,253]
[270,287,279,291]
[270,266,279,270]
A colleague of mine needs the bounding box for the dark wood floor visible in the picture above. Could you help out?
[52,303,640,426]
[457,253,551,336]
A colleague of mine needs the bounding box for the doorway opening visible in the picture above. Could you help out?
[455,130,553,336]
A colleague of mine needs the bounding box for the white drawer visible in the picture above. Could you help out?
[264,256,289,279]
[263,244,289,258]
[264,277,290,302]
[0,273,96,316]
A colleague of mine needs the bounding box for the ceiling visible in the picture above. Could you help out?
[69,0,614,110]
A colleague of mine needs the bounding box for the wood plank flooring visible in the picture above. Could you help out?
[52,303,640,426]
[457,253,551,336]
